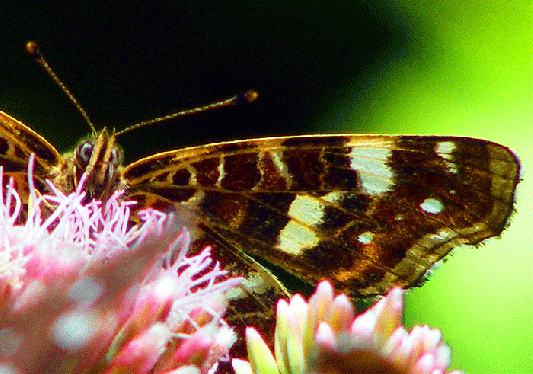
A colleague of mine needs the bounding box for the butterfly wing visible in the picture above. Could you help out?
[122,134,520,354]
[0,112,62,200]
[123,134,519,293]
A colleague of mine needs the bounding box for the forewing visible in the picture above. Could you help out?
[122,134,520,355]
[0,112,62,201]
[123,135,519,293]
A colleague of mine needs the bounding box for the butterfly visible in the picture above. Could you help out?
[0,42,521,358]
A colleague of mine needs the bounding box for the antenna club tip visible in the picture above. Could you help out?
[236,90,259,105]
[25,41,41,58]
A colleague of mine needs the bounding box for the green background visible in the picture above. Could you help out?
[0,1,531,373]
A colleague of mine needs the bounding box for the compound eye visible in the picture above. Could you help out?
[76,140,94,165]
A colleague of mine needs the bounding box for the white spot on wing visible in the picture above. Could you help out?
[276,221,320,255]
[436,141,455,157]
[321,191,344,203]
[186,165,198,185]
[242,272,270,293]
[358,232,374,244]
[420,198,444,214]
[287,195,325,226]
[225,287,244,300]
[270,151,292,188]
[216,157,225,187]
[225,272,271,300]
[349,147,394,195]
[435,141,458,173]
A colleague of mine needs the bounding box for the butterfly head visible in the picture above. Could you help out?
[73,129,124,200]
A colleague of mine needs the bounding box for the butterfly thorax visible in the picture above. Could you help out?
[54,129,125,202]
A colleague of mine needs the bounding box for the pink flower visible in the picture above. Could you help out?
[235,281,464,374]
[0,156,241,374]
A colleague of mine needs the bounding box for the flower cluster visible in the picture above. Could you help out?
[0,157,241,374]
[0,156,464,374]
[235,281,463,374]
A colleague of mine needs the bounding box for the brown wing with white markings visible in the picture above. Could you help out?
[122,134,520,356]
